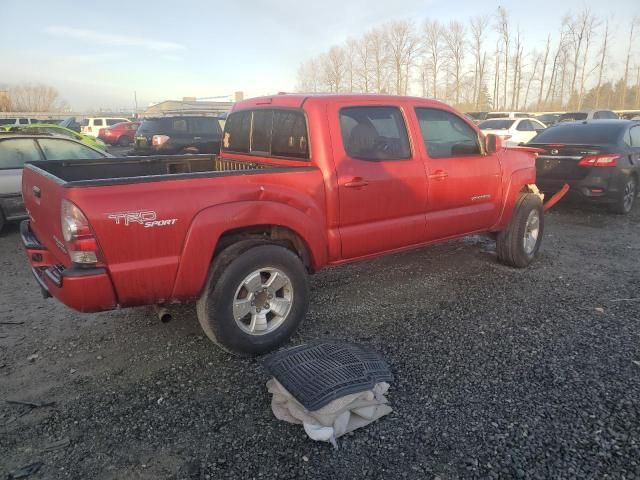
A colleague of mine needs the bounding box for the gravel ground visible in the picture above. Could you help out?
[1,200,639,479]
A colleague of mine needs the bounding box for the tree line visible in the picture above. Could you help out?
[296,9,640,112]
[0,83,68,112]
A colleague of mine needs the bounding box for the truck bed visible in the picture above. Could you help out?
[28,154,305,187]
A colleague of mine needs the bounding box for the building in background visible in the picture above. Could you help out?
[141,94,241,118]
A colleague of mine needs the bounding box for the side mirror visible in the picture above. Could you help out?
[485,133,502,154]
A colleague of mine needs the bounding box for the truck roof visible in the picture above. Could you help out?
[233,93,454,111]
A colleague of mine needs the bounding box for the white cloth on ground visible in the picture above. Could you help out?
[266,378,392,447]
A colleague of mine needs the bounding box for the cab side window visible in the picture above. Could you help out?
[339,106,410,161]
[415,108,481,158]
[0,139,42,168]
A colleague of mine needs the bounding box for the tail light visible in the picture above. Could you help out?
[152,135,170,146]
[61,200,100,266]
[578,154,620,167]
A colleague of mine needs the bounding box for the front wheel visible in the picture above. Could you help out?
[117,136,131,146]
[610,176,637,215]
[196,244,309,356]
[496,193,544,268]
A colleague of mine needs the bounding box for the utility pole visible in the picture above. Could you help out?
[133,91,138,118]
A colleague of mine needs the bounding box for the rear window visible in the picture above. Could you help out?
[560,112,588,122]
[479,119,514,130]
[190,117,222,136]
[531,124,624,145]
[0,119,16,125]
[486,113,508,120]
[223,109,309,159]
[137,119,164,135]
[0,139,42,168]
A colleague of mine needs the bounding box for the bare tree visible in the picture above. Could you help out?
[594,18,610,108]
[320,46,347,92]
[444,20,466,105]
[620,17,639,109]
[368,27,390,93]
[496,7,511,109]
[423,20,444,98]
[510,27,523,109]
[536,35,551,110]
[469,15,490,109]
[8,83,65,112]
[354,36,372,93]
[386,21,420,95]
[522,52,541,109]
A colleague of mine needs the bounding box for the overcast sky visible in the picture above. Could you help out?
[0,0,638,110]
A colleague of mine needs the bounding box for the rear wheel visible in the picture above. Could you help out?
[196,243,309,356]
[496,193,544,268]
[117,136,130,146]
[610,176,637,215]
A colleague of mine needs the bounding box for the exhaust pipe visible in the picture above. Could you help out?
[153,305,172,323]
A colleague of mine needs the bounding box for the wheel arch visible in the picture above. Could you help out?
[170,201,327,300]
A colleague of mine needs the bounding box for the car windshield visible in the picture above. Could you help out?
[530,123,623,144]
[137,119,164,134]
[478,120,514,130]
[560,112,588,121]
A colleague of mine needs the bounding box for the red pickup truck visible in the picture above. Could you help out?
[21,94,545,355]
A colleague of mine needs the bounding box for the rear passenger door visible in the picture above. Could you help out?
[414,107,502,240]
[328,102,428,259]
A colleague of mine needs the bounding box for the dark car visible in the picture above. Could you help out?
[529,120,640,214]
[535,113,561,126]
[559,109,618,122]
[133,116,223,155]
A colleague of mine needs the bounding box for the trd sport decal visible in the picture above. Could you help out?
[107,210,177,228]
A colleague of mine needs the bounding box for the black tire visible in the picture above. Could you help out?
[196,243,309,356]
[117,136,130,147]
[0,211,5,234]
[610,175,637,215]
[496,193,544,268]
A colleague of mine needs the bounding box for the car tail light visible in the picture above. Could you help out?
[152,135,170,146]
[578,154,620,167]
[61,199,100,265]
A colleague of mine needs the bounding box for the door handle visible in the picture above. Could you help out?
[344,178,369,188]
[428,170,449,180]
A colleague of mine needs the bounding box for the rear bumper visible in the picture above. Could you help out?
[21,220,117,312]
[537,176,618,204]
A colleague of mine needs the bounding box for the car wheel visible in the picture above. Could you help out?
[117,136,131,146]
[610,176,637,215]
[196,243,309,356]
[496,193,544,268]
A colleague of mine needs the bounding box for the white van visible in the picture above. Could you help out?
[81,117,130,137]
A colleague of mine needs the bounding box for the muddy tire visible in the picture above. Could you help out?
[196,243,309,356]
[610,175,637,215]
[496,193,544,268]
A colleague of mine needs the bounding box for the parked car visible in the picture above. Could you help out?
[98,121,140,146]
[0,133,110,232]
[59,117,82,133]
[485,111,530,120]
[559,109,618,122]
[478,117,547,146]
[465,111,488,123]
[81,117,130,137]
[4,124,107,151]
[535,113,561,126]
[0,118,37,126]
[529,120,640,214]
[133,116,222,155]
[21,94,547,355]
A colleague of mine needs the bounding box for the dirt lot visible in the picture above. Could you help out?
[1,201,639,479]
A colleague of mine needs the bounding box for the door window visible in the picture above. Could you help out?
[339,106,410,161]
[37,139,105,160]
[415,108,481,158]
[0,139,42,168]
[171,119,188,132]
[190,117,222,136]
[517,120,534,131]
[630,126,640,147]
[93,119,104,127]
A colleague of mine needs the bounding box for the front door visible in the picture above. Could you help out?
[328,102,428,259]
[413,107,502,240]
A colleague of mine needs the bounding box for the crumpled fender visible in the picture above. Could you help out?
[170,200,328,300]
[493,167,538,230]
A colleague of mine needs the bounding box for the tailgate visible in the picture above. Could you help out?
[21,165,69,266]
